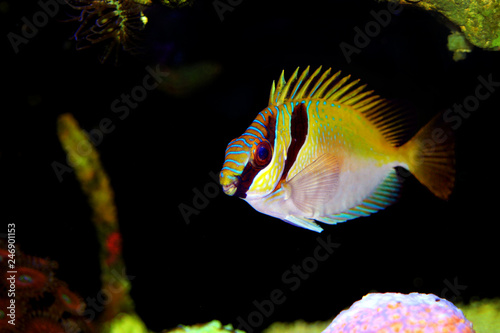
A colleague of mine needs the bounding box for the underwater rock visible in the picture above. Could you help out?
[384,0,500,59]
[321,292,475,333]
[447,31,474,61]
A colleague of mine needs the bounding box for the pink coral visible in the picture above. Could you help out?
[322,292,475,333]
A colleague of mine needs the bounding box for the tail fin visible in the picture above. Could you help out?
[402,112,455,200]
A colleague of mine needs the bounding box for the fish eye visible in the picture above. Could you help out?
[252,141,272,168]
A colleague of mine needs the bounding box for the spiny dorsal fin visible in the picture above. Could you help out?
[268,66,416,147]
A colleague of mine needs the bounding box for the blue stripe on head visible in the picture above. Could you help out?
[221,166,242,174]
[220,103,278,197]
[225,144,244,155]
[221,132,254,182]
[253,119,266,127]
[225,150,248,157]
[233,138,252,148]
[245,132,262,141]
[247,126,265,138]
[225,159,245,166]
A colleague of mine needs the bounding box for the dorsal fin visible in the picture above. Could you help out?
[268,66,415,147]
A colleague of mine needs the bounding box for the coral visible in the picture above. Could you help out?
[66,0,151,63]
[24,316,67,333]
[386,0,500,59]
[160,0,191,6]
[52,284,86,316]
[0,243,93,333]
[64,0,192,62]
[99,313,151,333]
[263,320,330,333]
[447,31,474,61]
[164,320,245,333]
[57,113,142,330]
[105,231,123,266]
[321,292,475,333]
[12,266,51,298]
[57,114,124,280]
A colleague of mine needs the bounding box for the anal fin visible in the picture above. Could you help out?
[283,215,323,233]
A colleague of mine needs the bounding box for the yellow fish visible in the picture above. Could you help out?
[219,67,455,232]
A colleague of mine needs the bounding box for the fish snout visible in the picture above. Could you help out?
[221,175,240,196]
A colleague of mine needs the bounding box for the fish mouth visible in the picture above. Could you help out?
[222,177,240,196]
[222,183,237,196]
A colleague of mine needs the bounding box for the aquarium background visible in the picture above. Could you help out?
[1,0,499,331]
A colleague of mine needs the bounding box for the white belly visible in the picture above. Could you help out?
[317,159,397,217]
[244,153,405,229]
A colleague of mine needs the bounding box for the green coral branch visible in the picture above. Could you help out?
[57,113,139,330]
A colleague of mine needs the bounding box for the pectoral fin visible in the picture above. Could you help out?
[282,153,341,215]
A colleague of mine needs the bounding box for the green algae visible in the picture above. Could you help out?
[382,0,500,60]
[165,320,245,333]
[459,298,500,333]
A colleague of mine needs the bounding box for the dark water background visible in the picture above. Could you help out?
[1,0,499,331]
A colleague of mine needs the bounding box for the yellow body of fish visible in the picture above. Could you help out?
[220,66,455,232]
